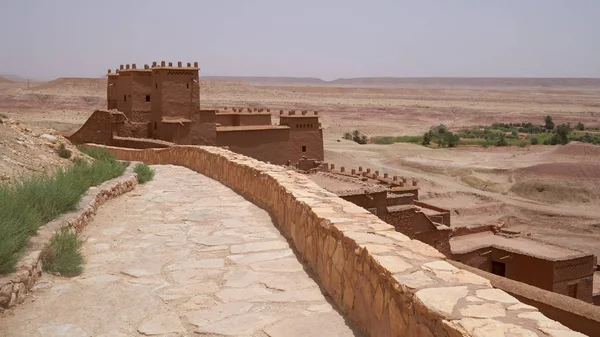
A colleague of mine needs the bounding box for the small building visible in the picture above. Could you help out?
[451,232,596,303]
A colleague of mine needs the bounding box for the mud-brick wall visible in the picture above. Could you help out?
[90,145,584,337]
[216,128,291,165]
[553,256,595,303]
[379,207,417,235]
[340,191,388,216]
[68,110,114,145]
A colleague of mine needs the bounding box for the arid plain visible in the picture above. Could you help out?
[1,75,600,265]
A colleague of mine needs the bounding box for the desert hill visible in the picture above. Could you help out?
[0,116,79,180]
[31,77,107,95]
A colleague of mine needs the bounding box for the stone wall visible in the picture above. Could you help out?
[111,136,173,149]
[450,261,600,337]
[89,144,586,337]
[0,166,138,310]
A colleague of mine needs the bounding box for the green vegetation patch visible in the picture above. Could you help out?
[41,227,84,277]
[370,135,422,145]
[342,130,368,144]
[0,148,127,274]
[134,163,155,184]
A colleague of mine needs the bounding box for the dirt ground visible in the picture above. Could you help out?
[1,76,600,258]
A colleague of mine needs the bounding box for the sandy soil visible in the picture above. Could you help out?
[1,76,599,258]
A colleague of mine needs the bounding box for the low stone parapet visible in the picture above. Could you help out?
[89,144,587,337]
[0,165,138,310]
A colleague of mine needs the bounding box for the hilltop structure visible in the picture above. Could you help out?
[69,61,324,165]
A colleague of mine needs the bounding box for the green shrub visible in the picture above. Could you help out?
[56,143,72,159]
[575,122,585,131]
[0,113,7,119]
[134,163,155,184]
[71,156,86,165]
[0,155,127,274]
[77,146,117,161]
[496,134,508,146]
[530,137,539,145]
[41,227,84,277]
[519,141,527,148]
[545,115,555,130]
[422,132,431,145]
[555,124,571,145]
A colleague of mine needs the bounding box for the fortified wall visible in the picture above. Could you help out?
[85,144,586,337]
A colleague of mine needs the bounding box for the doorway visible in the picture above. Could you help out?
[492,261,506,277]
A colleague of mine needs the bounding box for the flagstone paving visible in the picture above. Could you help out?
[0,165,360,337]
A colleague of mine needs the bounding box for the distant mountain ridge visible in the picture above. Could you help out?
[203,76,600,88]
[6,74,600,89]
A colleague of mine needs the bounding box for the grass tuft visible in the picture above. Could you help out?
[134,163,155,184]
[56,143,72,159]
[41,227,84,277]
[77,145,117,161]
[0,153,127,274]
[0,113,7,119]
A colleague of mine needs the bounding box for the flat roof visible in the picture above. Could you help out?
[161,118,191,124]
[450,232,590,261]
[307,172,387,196]
[116,69,152,73]
[387,192,414,198]
[216,125,289,132]
[387,204,416,213]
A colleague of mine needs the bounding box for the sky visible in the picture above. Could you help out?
[0,0,599,80]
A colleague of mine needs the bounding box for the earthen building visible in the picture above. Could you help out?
[70,62,324,165]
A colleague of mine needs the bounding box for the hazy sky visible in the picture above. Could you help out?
[1,0,599,80]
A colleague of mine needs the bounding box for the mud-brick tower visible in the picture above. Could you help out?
[106,69,119,110]
[279,110,324,162]
[117,64,153,122]
[149,61,200,142]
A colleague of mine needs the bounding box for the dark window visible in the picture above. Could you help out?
[124,95,126,102]
[187,83,189,89]
[155,83,158,89]
[302,146,307,152]
[567,284,578,298]
[146,95,150,102]
[492,261,506,277]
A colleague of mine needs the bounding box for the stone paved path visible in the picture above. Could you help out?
[0,165,360,337]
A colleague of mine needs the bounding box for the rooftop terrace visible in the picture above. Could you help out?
[450,232,590,261]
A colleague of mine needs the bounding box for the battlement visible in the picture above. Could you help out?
[279,110,319,117]
[222,107,271,114]
[108,61,200,75]
[151,60,199,70]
